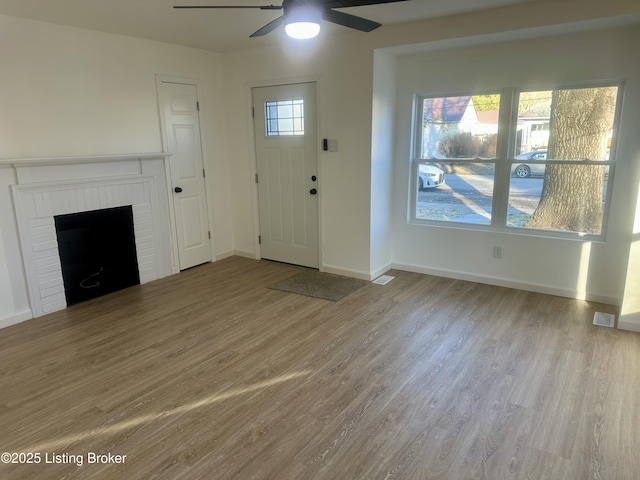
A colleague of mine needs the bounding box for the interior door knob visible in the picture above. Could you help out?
[174,187,183,193]
[310,188,317,195]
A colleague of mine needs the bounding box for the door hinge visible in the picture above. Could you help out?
[208,231,211,239]
[255,173,259,184]
[197,101,200,111]
[203,168,206,178]
[252,106,255,118]
[258,235,261,245]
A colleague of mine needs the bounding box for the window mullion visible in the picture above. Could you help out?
[491,88,517,228]
[410,94,422,222]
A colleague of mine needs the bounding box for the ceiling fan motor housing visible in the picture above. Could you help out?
[283,0,323,25]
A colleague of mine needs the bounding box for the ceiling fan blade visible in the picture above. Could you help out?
[323,0,409,8]
[250,15,286,37]
[174,5,282,10]
[175,0,409,38]
[322,9,381,32]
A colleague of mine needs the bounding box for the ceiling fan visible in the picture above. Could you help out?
[174,0,411,39]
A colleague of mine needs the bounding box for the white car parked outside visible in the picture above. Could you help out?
[418,164,446,190]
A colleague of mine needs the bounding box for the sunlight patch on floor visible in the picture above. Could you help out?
[23,370,312,452]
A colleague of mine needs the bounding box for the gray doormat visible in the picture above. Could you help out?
[268,270,367,301]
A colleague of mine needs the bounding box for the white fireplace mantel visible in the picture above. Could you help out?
[0,152,170,167]
[2,153,172,184]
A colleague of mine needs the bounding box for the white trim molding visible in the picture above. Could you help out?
[391,262,621,306]
[0,152,169,167]
[0,309,33,330]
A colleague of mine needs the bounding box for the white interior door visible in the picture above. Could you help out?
[253,82,319,269]
[160,81,212,270]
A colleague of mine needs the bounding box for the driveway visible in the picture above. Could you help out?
[417,174,543,224]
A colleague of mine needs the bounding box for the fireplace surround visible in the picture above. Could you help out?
[9,153,172,317]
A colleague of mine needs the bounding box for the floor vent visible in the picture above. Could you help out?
[593,312,616,328]
[372,275,395,286]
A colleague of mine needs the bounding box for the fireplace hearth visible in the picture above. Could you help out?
[54,206,140,306]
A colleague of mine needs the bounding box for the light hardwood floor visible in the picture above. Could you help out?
[0,256,638,479]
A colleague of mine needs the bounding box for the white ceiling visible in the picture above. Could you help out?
[0,0,536,53]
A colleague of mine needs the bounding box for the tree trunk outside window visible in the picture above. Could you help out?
[526,87,617,233]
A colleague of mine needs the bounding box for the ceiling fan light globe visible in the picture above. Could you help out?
[285,21,320,39]
[284,3,321,39]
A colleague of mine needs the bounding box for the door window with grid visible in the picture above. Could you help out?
[265,99,304,136]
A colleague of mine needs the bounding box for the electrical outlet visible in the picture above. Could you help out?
[493,246,502,258]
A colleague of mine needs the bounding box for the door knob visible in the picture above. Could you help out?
[174,187,183,193]
[310,188,317,195]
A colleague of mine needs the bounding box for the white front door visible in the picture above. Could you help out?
[160,81,212,270]
[253,82,319,269]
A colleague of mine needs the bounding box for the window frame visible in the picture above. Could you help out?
[264,98,305,137]
[409,81,624,241]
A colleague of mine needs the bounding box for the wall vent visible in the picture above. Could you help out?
[593,312,616,328]
[372,275,395,285]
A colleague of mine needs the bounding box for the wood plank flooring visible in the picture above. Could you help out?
[0,256,638,479]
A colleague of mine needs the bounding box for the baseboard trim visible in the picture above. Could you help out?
[370,264,392,282]
[0,309,33,330]
[618,313,640,332]
[391,262,620,306]
[322,264,372,281]
[232,249,259,260]
[215,250,236,261]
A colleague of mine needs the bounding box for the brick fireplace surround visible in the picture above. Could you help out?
[6,153,173,318]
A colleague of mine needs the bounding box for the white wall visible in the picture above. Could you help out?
[0,15,234,324]
[221,35,376,278]
[390,25,640,304]
[619,143,640,331]
[370,50,397,278]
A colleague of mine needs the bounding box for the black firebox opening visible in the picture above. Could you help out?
[54,206,140,306]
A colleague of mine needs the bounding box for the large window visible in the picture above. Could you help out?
[412,84,621,239]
